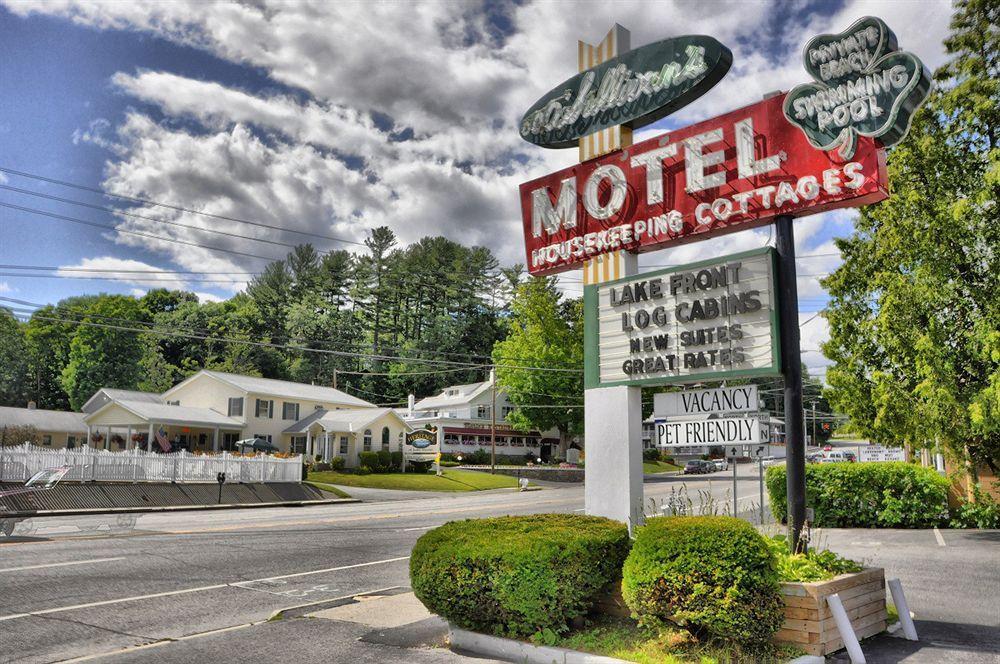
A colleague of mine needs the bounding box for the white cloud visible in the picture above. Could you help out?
[0,281,14,293]
[5,0,954,287]
[57,256,201,291]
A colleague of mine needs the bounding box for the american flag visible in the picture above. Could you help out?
[154,427,172,453]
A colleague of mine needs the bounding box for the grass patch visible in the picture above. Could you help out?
[307,469,519,492]
[553,615,803,663]
[887,602,899,624]
[304,481,352,498]
[643,460,682,474]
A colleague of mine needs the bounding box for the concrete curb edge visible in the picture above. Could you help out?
[2,497,360,518]
[448,625,629,664]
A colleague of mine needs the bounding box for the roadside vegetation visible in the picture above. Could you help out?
[410,513,865,662]
[308,468,519,492]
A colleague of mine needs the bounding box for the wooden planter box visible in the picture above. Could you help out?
[775,567,887,656]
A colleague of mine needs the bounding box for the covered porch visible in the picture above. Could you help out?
[83,400,243,453]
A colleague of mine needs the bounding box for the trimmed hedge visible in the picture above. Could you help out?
[410,514,629,638]
[766,462,950,528]
[358,450,403,473]
[622,516,784,646]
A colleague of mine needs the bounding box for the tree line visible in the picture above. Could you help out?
[0,228,528,413]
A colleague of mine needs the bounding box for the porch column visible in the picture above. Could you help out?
[86,425,91,446]
[325,432,331,460]
[213,427,220,452]
[306,429,313,457]
[126,425,132,451]
[147,422,154,452]
[105,426,111,451]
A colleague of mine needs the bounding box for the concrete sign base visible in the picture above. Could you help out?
[584,384,643,528]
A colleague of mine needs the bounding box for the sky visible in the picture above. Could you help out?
[0,0,957,379]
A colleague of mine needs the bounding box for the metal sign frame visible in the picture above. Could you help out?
[583,246,782,389]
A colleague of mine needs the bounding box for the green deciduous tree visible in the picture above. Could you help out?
[492,277,583,443]
[823,0,999,475]
[60,296,148,410]
[0,307,29,407]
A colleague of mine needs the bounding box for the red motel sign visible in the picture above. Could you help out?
[519,94,888,276]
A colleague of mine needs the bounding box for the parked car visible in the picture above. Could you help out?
[711,458,729,472]
[806,452,824,464]
[761,456,783,467]
[819,450,856,463]
[683,460,712,475]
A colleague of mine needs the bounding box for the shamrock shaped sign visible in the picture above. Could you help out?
[783,16,931,159]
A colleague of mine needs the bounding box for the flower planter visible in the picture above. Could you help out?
[775,567,887,657]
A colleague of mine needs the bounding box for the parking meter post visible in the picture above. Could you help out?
[216,471,225,504]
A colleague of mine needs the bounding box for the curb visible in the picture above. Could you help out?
[449,625,628,664]
[1,498,360,518]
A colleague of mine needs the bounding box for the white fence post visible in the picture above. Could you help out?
[888,578,918,641]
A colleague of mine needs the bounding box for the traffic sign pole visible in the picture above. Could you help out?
[732,455,738,518]
[776,213,807,552]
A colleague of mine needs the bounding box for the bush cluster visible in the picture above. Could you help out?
[622,516,784,646]
[950,484,1000,528]
[766,462,950,528]
[358,450,403,473]
[410,514,629,638]
[764,535,862,582]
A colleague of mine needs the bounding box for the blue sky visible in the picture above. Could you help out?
[0,0,957,377]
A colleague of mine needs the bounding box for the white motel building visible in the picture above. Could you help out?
[0,370,409,469]
[402,371,568,462]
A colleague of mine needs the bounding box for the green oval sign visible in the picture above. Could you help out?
[520,35,732,149]
[783,16,931,158]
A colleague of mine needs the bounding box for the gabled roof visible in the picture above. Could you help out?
[283,407,406,434]
[412,379,493,411]
[164,370,375,408]
[0,406,88,433]
[84,399,243,428]
[81,388,163,414]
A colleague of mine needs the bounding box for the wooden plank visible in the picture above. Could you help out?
[774,628,818,645]
[781,594,822,609]
[815,580,884,608]
[823,619,886,654]
[820,609,888,643]
[783,605,821,621]
[779,582,809,597]
[819,599,886,633]
[836,588,886,613]
[803,568,883,598]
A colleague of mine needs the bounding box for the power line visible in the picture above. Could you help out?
[0,165,365,246]
[0,272,248,284]
[0,183,309,252]
[0,201,281,262]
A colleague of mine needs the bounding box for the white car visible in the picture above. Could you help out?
[711,458,729,471]
[819,450,856,463]
[761,456,783,467]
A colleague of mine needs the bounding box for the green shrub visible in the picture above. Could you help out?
[358,451,379,471]
[622,516,784,646]
[766,462,950,528]
[376,449,392,471]
[329,456,345,471]
[410,514,629,638]
[950,484,1000,528]
[642,448,660,462]
[764,535,862,582]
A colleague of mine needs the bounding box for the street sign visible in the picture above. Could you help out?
[656,417,766,448]
[654,385,759,418]
[519,94,888,276]
[586,248,780,388]
[404,428,439,460]
[858,445,905,462]
[726,444,770,459]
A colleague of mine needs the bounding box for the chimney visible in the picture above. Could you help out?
[407,394,415,418]
[27,401,36,410]
[489,367,496,384]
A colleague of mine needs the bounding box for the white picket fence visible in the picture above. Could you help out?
[0,443,303,483]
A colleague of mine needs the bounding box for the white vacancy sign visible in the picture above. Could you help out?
[656,417,766,447]
[858,445,906,462]
[654,384,759,418]
[587,248,779,388]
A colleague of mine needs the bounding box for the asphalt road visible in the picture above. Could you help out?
[1,466,995,664]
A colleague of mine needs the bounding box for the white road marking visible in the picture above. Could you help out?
[400,526,435,532]
[933,527,946,547]
[0,555,410,623]
[0,557,125,573]
[58,585,403,662]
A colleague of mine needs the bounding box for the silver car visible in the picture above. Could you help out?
[711,458,729,472]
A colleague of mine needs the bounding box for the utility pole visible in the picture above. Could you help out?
[332,369,338,390]
[776,213,807,553]
[490,366,497,474]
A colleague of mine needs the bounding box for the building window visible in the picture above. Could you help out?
[502,406,515,419]
[282,402,300,421]
[42,435,52,446]
[477,405,491,419]
[339,436,348,455]
[363,429,372,452]
[381,427,390,451]
[291,436,306,454]
[228,397,244,417]
[255,399,273,418]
